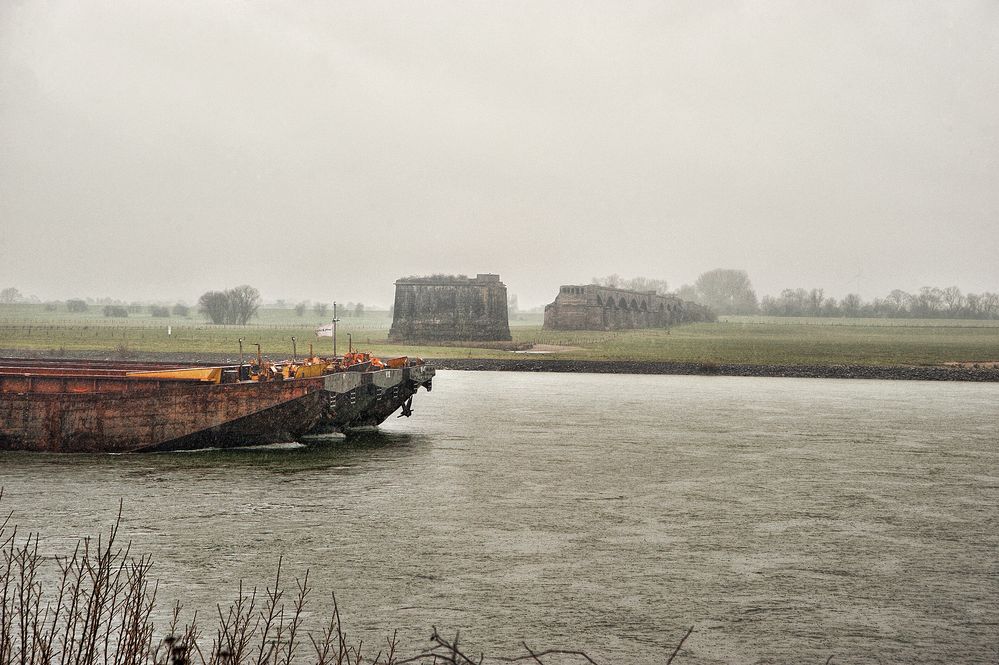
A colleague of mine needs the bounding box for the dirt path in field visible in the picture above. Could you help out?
[513,344,583,354]
[941,360,999,369]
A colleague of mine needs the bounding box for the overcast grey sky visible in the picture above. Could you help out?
[1,1,997,308]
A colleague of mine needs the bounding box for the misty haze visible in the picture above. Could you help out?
[1,2,997,664]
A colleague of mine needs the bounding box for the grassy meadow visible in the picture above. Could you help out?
[1,303,997,366]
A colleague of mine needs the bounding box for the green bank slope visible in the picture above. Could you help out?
[1,306,997,367]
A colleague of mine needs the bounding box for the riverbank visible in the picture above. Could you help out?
[428,358,999,382]
[3,348,998,382]
[3,315,998,367]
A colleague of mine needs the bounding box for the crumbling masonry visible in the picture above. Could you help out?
[389,274,512,342]
[543,284,714,330]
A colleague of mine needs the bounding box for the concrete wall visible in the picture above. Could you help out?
[389,274,512,342]
[543,284,714,330]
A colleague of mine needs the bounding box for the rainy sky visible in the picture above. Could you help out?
[1,1,997,308]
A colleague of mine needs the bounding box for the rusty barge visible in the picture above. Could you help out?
[0,355,434,453]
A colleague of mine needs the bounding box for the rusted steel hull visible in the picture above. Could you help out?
[137,388,328,452]
[0,358,434,453]
[0,374,327,453]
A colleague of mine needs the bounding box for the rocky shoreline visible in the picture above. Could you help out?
[427,357,999,382]
[2,349,998,382]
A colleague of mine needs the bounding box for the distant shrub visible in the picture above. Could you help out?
[0,287,22,304]
[199,285,260,325]
[66,298,88,313]
[591,274,671,295]
[171,303,190,317]
[43,302,59,311]
[103,305,129,317]
[150,305,171,317]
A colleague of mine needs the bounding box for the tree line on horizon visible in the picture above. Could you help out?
[591,270,999,320]
[757,285,999,320]
[6,276,999,322]
[0,285,374,325]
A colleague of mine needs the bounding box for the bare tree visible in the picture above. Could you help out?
[883,289,910,316]
[942,286,964,314]
[0,287,22,304]
[808,288,825,316]
[592,273,621,288]
[199,290,230,324]
[692,269,758,314]
[840,293,862,317]
[676,284,698,302]
[980,292,999,318]
[227,285,261,325]
[313,302,328,318]
[198,287,261,324]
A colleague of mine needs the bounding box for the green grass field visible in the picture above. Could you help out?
[1,304,997,366]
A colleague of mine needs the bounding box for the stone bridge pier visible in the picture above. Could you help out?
[389,274,512,342]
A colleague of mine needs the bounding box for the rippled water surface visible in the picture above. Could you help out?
[1,371,997,664]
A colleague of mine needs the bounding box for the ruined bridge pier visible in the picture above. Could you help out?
[389,274,512,342]
[543,285,714,331]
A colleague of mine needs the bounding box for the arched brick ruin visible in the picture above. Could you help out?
[543,284,714,330]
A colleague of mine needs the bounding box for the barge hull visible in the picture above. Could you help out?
[308,365,435,433]
[0,358,434,453]
[0,373,327,453]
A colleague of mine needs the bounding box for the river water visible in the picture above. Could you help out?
[1,371,996,664]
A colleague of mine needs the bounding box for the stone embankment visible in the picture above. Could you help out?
[2,350,997,382]
[427,358,999,382]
